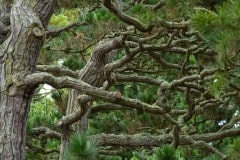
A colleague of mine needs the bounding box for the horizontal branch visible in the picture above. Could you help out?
[31,126,61,139]
[91,103,186,116]
[115,73,203,91]
[31,125,240,150]
[115,73,163,86]
[91,128,240,147]
[24,72,167,115]
[26,142,59,154]
[46,22,87,38]
[159,19,189,29]
[36,65,78,78]
[91,103,133,113]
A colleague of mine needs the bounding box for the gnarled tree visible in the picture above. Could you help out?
[1,0,240,160]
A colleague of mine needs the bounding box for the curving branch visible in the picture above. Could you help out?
[24,72,167,115]
[102,0,153,32]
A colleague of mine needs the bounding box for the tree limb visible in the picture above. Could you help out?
[46,22,88,38]
[102,0,153,32]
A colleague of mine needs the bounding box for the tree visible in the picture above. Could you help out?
[0,0,56,159]
[1,0,240,159]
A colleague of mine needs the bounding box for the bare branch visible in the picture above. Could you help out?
[102,0,153,32]
[26,142,59,154]
[152,0,165,11]
[36,65,78,78]
[24,72,167,117]
[91,128,240,147]
[46,22,87,38]
[91,103,133,113]
[31,126,61,139]
[115,73,163,86]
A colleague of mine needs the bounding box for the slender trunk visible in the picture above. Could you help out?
[59,38,121,159]
[60,56,107,160]
[66,39,119,132]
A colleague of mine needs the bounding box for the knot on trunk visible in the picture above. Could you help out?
[32,26,44,37]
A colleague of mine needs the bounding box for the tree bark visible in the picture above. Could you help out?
[0,0,56,159]
[0,0,10,44]
[66,37,123,132]
[0,94,33,159]
[59,37,123,159]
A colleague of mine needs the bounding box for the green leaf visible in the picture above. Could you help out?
[64,132,99,160]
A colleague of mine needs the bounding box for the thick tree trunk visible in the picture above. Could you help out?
[0,94,32,159]
[0,0,56,159]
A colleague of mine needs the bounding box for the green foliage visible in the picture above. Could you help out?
[26,151,42,160]
[131,150,149,160]
[130,145,184,160]
[101,156,122,160]
[128,4,162,23]
[203,154,220,160]
[153,145,179,160]
[27,95,61,159]
[144,0,160,5]
[122,83,158,103]
[89,111,137,134]
[28,1,240,159]
[80,8,118,24]
[163,0,199,18]
[26,139,60,160]
[191,0,240,66]
[64,132,99,160]
[50,9,80,27]
[28,97,61,130]
[63,55,86,71]
[191,8,219,45]
[189,55,197,65]
[209,71,229,98]
[226,137,240,160]
[50,14,69,27]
